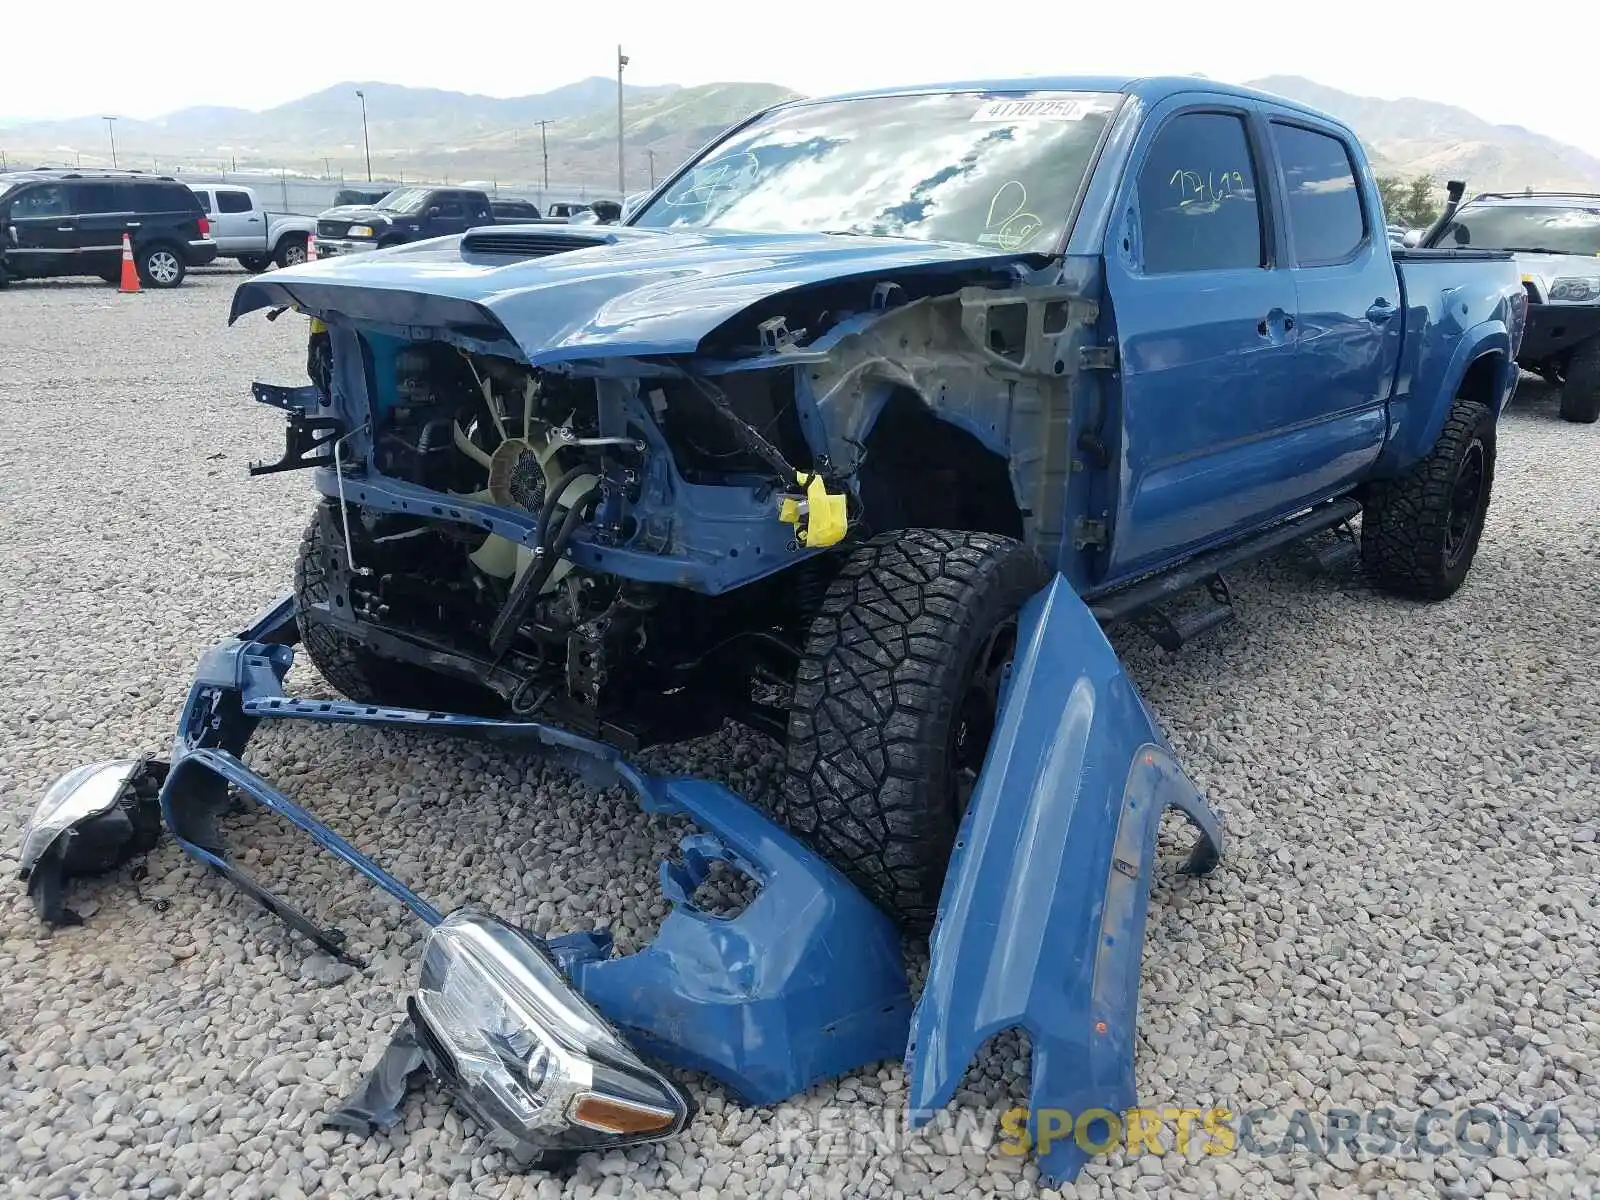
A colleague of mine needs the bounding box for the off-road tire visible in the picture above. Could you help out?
[778,528,1050,929]
[237,254,269,273]
[1361,397,1495,600]
[292,505,440,707]
[1558,338,1600,424]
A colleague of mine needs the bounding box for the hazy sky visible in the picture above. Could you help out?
[6,0,1597,156]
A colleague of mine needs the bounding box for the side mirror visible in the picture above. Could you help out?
[1452,225,1470,247]
[426,206,441,217]
[1402,230,1423,248]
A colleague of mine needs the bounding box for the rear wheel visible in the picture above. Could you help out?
[1361,397,1495,600]
[275,236,308,269]
[1558,338,1600,424]
[237,254,269,273]
[777,529,1049,928]
[137,244,185,288]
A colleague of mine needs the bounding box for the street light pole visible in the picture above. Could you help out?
[102,117,118,168]
[534,119,551,195]
[647,149,656,187]
[356,90,372,182]
[616,45,629,196]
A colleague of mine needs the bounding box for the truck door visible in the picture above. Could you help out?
[426,192,467,237]
[1100,99,1302,580]
[212,187,260,254]
[1262,118,1395,474]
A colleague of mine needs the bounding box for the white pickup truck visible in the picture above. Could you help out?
[187,184,316,272]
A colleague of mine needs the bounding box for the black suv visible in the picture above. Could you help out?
[490,198,542,221]
[0,169,217,288]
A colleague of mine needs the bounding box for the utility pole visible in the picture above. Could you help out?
[103,117,118,168]
[356,89,372,182]
[616,46,629,196]
[647,148,656,187]
[534,119,552,194]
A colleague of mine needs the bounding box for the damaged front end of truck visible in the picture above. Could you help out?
[21,84,1225,1184]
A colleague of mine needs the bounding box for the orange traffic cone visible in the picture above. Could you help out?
[306,233,318,262]
[118,233,140,293]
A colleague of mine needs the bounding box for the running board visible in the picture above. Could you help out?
[1132,574,1236,652]
[1089,499,1363,625]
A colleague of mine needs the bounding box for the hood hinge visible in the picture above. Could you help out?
[1073,516,1110,549]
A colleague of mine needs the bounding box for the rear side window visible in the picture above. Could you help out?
[71,182,130,214]
[1270,123,1366,265]
[1136,112,1264,274]
[217,190,252,214]
[132,183,201,213]
[192,190,213,213]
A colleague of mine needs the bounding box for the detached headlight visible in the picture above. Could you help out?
[1547,276,1600,304]
[19,757,167,926]
[345,225,375,239]
[410,911,689,1164]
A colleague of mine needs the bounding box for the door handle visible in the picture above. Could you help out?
[125,221,141,228]
[56,225,75,232]
[1366,299,1396,323]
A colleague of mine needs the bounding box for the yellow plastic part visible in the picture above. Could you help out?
[309,316,327,334]
[778,472,848,548]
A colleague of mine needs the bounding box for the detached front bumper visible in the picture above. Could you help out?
[149,595,911,1155]
[1517,301,1600,364]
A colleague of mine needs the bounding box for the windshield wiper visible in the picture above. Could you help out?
[1498,246,1595,256]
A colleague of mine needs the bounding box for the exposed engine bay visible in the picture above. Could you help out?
[303,334,837,748]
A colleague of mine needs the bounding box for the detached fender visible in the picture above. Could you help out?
[906,576,1223,1185]
[1375,318,1514,478]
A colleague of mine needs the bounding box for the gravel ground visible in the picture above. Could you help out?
[0,270,1596,1200]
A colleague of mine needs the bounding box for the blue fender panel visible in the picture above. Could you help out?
[906,576,1223,1185]
[1375,320,1512,478]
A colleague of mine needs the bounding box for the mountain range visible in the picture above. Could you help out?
[4,75,1597,197]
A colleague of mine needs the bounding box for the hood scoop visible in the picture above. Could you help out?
[461,228,617,259]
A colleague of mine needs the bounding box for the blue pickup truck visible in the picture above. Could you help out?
[25,77,1526,1184]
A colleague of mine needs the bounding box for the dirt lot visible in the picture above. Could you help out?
[1,269,1595,1199]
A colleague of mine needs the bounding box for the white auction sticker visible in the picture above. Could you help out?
[970,95,1114,122]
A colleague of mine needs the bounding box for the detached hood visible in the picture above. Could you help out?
[229,225,1040,366]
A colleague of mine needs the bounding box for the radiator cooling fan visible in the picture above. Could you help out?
[449,367,597,593]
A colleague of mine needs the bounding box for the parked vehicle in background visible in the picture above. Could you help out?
[314,187,496,256]
[545,201,591,220]
[334,187,393,207]
[1425,190,1600,423]
[490,198,542,221]
[188,184,316,272]
[0,169,215,287]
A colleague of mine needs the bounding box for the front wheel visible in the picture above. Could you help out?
[293,504,448,707]
[137,244,185,288]
[237,254,269,273]
[777,529,1049,929]
[1361,398,1495,600]
[1558,338,1600,424]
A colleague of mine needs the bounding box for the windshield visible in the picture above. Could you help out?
[1438,202,1600,255]
[630,90,1122,253]
[375,188,431,215]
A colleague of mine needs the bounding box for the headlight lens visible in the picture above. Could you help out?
[346,225,375,239]
[19,759,145,875]
[411,911,689,1164]
[1547,276,1600,304]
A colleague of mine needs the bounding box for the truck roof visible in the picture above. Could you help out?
[772,76,1353,134]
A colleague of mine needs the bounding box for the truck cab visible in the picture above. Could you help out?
[314,187,493,256]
